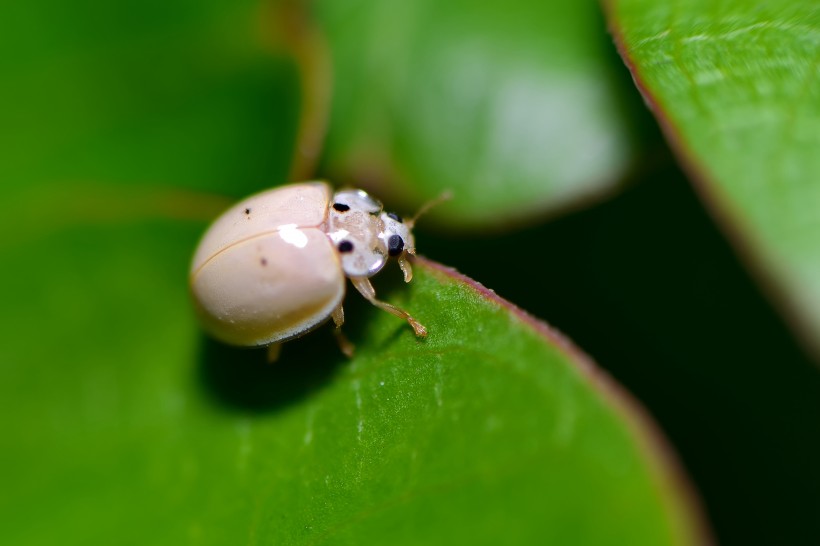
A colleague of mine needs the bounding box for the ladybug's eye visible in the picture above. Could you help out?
[338,240,354,253]
[387,235,404,257]
[333,203,350,212]
[386,212,403,223]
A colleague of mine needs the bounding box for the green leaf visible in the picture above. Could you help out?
[1,218,705,544]
[314,0,649,228]
[605,0,820,355]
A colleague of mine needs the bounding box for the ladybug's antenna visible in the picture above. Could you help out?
[406,190,453,228]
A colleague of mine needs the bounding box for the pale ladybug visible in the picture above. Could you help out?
[190,182,431,358]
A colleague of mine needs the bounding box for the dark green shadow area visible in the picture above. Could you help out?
[197,276,397,415]
[420,163,820,546]
[198,333,346,415]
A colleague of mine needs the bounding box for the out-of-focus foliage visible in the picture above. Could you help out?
[607,0,820,354]
[314,0,650,227]
[0,0,300,201]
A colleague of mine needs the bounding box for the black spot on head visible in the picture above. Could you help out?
[338,240,354,253]
[387,212,403,223]
[387,234,404,257]
[244,208,251,215]
[333,203,350,212]
[260,258,268,266]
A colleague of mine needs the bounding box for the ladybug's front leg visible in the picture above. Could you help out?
[350,277,427,338]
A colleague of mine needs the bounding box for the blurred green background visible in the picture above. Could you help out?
[2,0,819,544]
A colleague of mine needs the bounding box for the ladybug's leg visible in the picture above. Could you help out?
[398,254,413,282]
[331,304,345,328]
[350,277,427,337]
[332,304,354,357]
[266,343,282,363]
